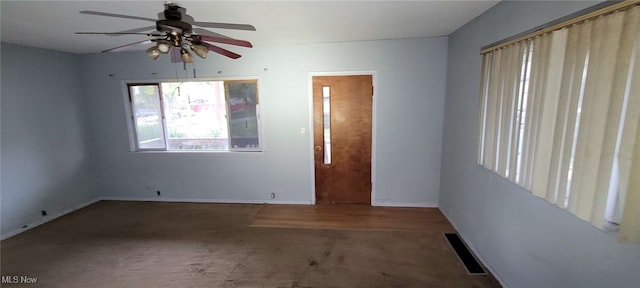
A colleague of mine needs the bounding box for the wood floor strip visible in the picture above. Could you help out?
[250,204,456,232]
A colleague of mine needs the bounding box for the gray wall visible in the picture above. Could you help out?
[1,43,98,237]
[82,37,448,206]
[441,1,640,287]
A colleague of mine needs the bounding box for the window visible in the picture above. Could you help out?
[127,79,261,152]
[322,86,332,164]
[478,3,640,242]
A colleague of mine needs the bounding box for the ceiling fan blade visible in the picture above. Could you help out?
[76,32,162,36]
[110,26,158,35]
[102,40,153,53]
[191,35,252,48]
[199,42,241,59]
[193,21,256,31]
[80,11,157,23]
[192,28,235,39]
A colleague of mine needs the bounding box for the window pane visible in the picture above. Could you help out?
[161,81,228,151]
[225,80,259,149]
[130,85,166,149]
[322,86,331,164]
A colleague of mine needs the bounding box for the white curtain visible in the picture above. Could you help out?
[479,41,530,183]
[478,5,640,242]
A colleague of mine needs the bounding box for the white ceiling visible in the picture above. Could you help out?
[0,1,499,54]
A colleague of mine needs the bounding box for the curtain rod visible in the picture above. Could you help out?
[481,0,638,55]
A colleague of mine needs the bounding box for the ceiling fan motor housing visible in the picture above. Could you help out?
[156,19,193,35]
[164,5,182,20]
[156,20,193,36]
[157,4,193,36]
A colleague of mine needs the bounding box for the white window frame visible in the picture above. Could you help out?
[123,77,264,153]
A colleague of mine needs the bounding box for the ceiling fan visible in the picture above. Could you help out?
[76,2,255,62]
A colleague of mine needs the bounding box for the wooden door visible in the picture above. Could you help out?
[313,75,372,204]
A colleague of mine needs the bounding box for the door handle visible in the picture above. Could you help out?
[314,146,322,152]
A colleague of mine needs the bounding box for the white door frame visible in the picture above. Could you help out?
[307,71,378,205]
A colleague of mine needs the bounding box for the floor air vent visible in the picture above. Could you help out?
[444,233,486,275]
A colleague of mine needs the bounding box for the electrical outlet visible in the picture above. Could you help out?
[270,193,276,199]
[41,210,47,216]
[157,190,161,196]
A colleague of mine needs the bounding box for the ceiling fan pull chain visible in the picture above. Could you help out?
[182,62,189,80]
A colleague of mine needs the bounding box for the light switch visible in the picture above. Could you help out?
[300,128,306,134]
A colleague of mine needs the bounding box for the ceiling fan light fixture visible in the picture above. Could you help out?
[146,46,161,60]
[156,40,172,54]
[180,48,194,63]
[191,44,208,59]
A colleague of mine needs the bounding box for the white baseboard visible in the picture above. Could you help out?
[100,196,312,205]
[1,197,102,241]
[373,201,439,208]
[440,211,509,288]
[264,200,314,205]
